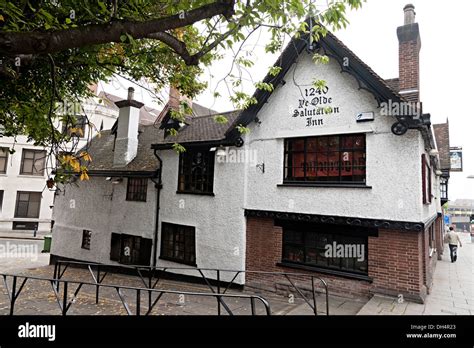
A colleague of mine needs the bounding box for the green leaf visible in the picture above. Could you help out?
[172,143,186,154]
[213,115,229,124]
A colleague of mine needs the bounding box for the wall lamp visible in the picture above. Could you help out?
[256,163,265,173]
[106,177,123,184]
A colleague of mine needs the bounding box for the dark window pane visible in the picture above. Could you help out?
[284,134,366,184]
[178,149,215,194]
[126,178,148,202]
[160,222,196,265]
[82,230,92,250]
[282,227,368,275]
[20,150,46,176]
[15,192,41,218]
[0,148,8,174]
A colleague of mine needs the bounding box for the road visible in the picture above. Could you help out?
[0,238,50,273]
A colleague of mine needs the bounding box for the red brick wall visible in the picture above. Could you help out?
[399,40,420,93]
[246,217,427,302]
[245,217,371,298]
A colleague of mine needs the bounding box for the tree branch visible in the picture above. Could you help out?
[146,32,199,65]
[0,0,235,56]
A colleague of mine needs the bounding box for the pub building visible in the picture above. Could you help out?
[51,5,447,303]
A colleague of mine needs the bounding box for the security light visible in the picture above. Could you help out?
[111,178,123,184]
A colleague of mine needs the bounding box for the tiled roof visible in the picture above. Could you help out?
[154,110,240,145]
[85,129,159,173]
[433,122,450,171]
[84,110,240,174]
[385,78,400,92]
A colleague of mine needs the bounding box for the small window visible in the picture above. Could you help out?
[0,147,8,174]
[0,190,3,211]
[160,222,196,265]
[428,224,435,250]
[178,149,215,194]
[20,149,46,176]
[440,177,448,201]
[110,233,152,266]
[126,178,148,202]
[14,191,41,218]
[422,154,432,204]
[82,230,92,250]
[13,221,39,230]
[62,115,87,138]
[284,134,366,184]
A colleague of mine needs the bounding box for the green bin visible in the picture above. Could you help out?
[42,235,52,253]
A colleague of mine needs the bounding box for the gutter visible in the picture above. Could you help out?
[151,149,163,268]
[151,138,237,150]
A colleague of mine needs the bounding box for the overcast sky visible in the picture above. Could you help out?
[103,0,473,201]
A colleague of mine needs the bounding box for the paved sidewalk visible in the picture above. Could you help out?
[357,233,474,315]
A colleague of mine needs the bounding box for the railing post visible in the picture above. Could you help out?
[217,270,221,316]
[250,297,256,316]
[95,265,100,304]
[9,276,17,316]
[148,268,152,312]
[62,281,68,316]
[53,262,57,280]
[136,289,141,316]
[56,263,61,291]
[311,277,318,316]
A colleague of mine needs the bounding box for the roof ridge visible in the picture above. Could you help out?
[191,109,240,119]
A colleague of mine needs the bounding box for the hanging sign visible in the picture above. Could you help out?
[450,147,463,172]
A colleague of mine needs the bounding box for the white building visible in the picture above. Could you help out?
[51,6,449,302]
[0,89,155,234]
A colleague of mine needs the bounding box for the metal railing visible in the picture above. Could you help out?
[0,273,271,316]
[53,260,330,315]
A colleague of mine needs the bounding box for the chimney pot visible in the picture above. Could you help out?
[397,4,421,101]
[127,87,135,101]
[403,4,416,25]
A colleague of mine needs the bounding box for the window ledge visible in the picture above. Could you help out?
[17,175,46,179]
[176,191,215,196]
[159,256,197,267]
[278,183,372,189]
[276,262,372,282]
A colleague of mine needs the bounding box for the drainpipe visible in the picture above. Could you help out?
[151,149,163,268]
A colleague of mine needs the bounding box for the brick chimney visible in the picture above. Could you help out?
[88,82,98,96]
[397,4,421,101]
[113,87,144,167]
[168,86,192,111]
